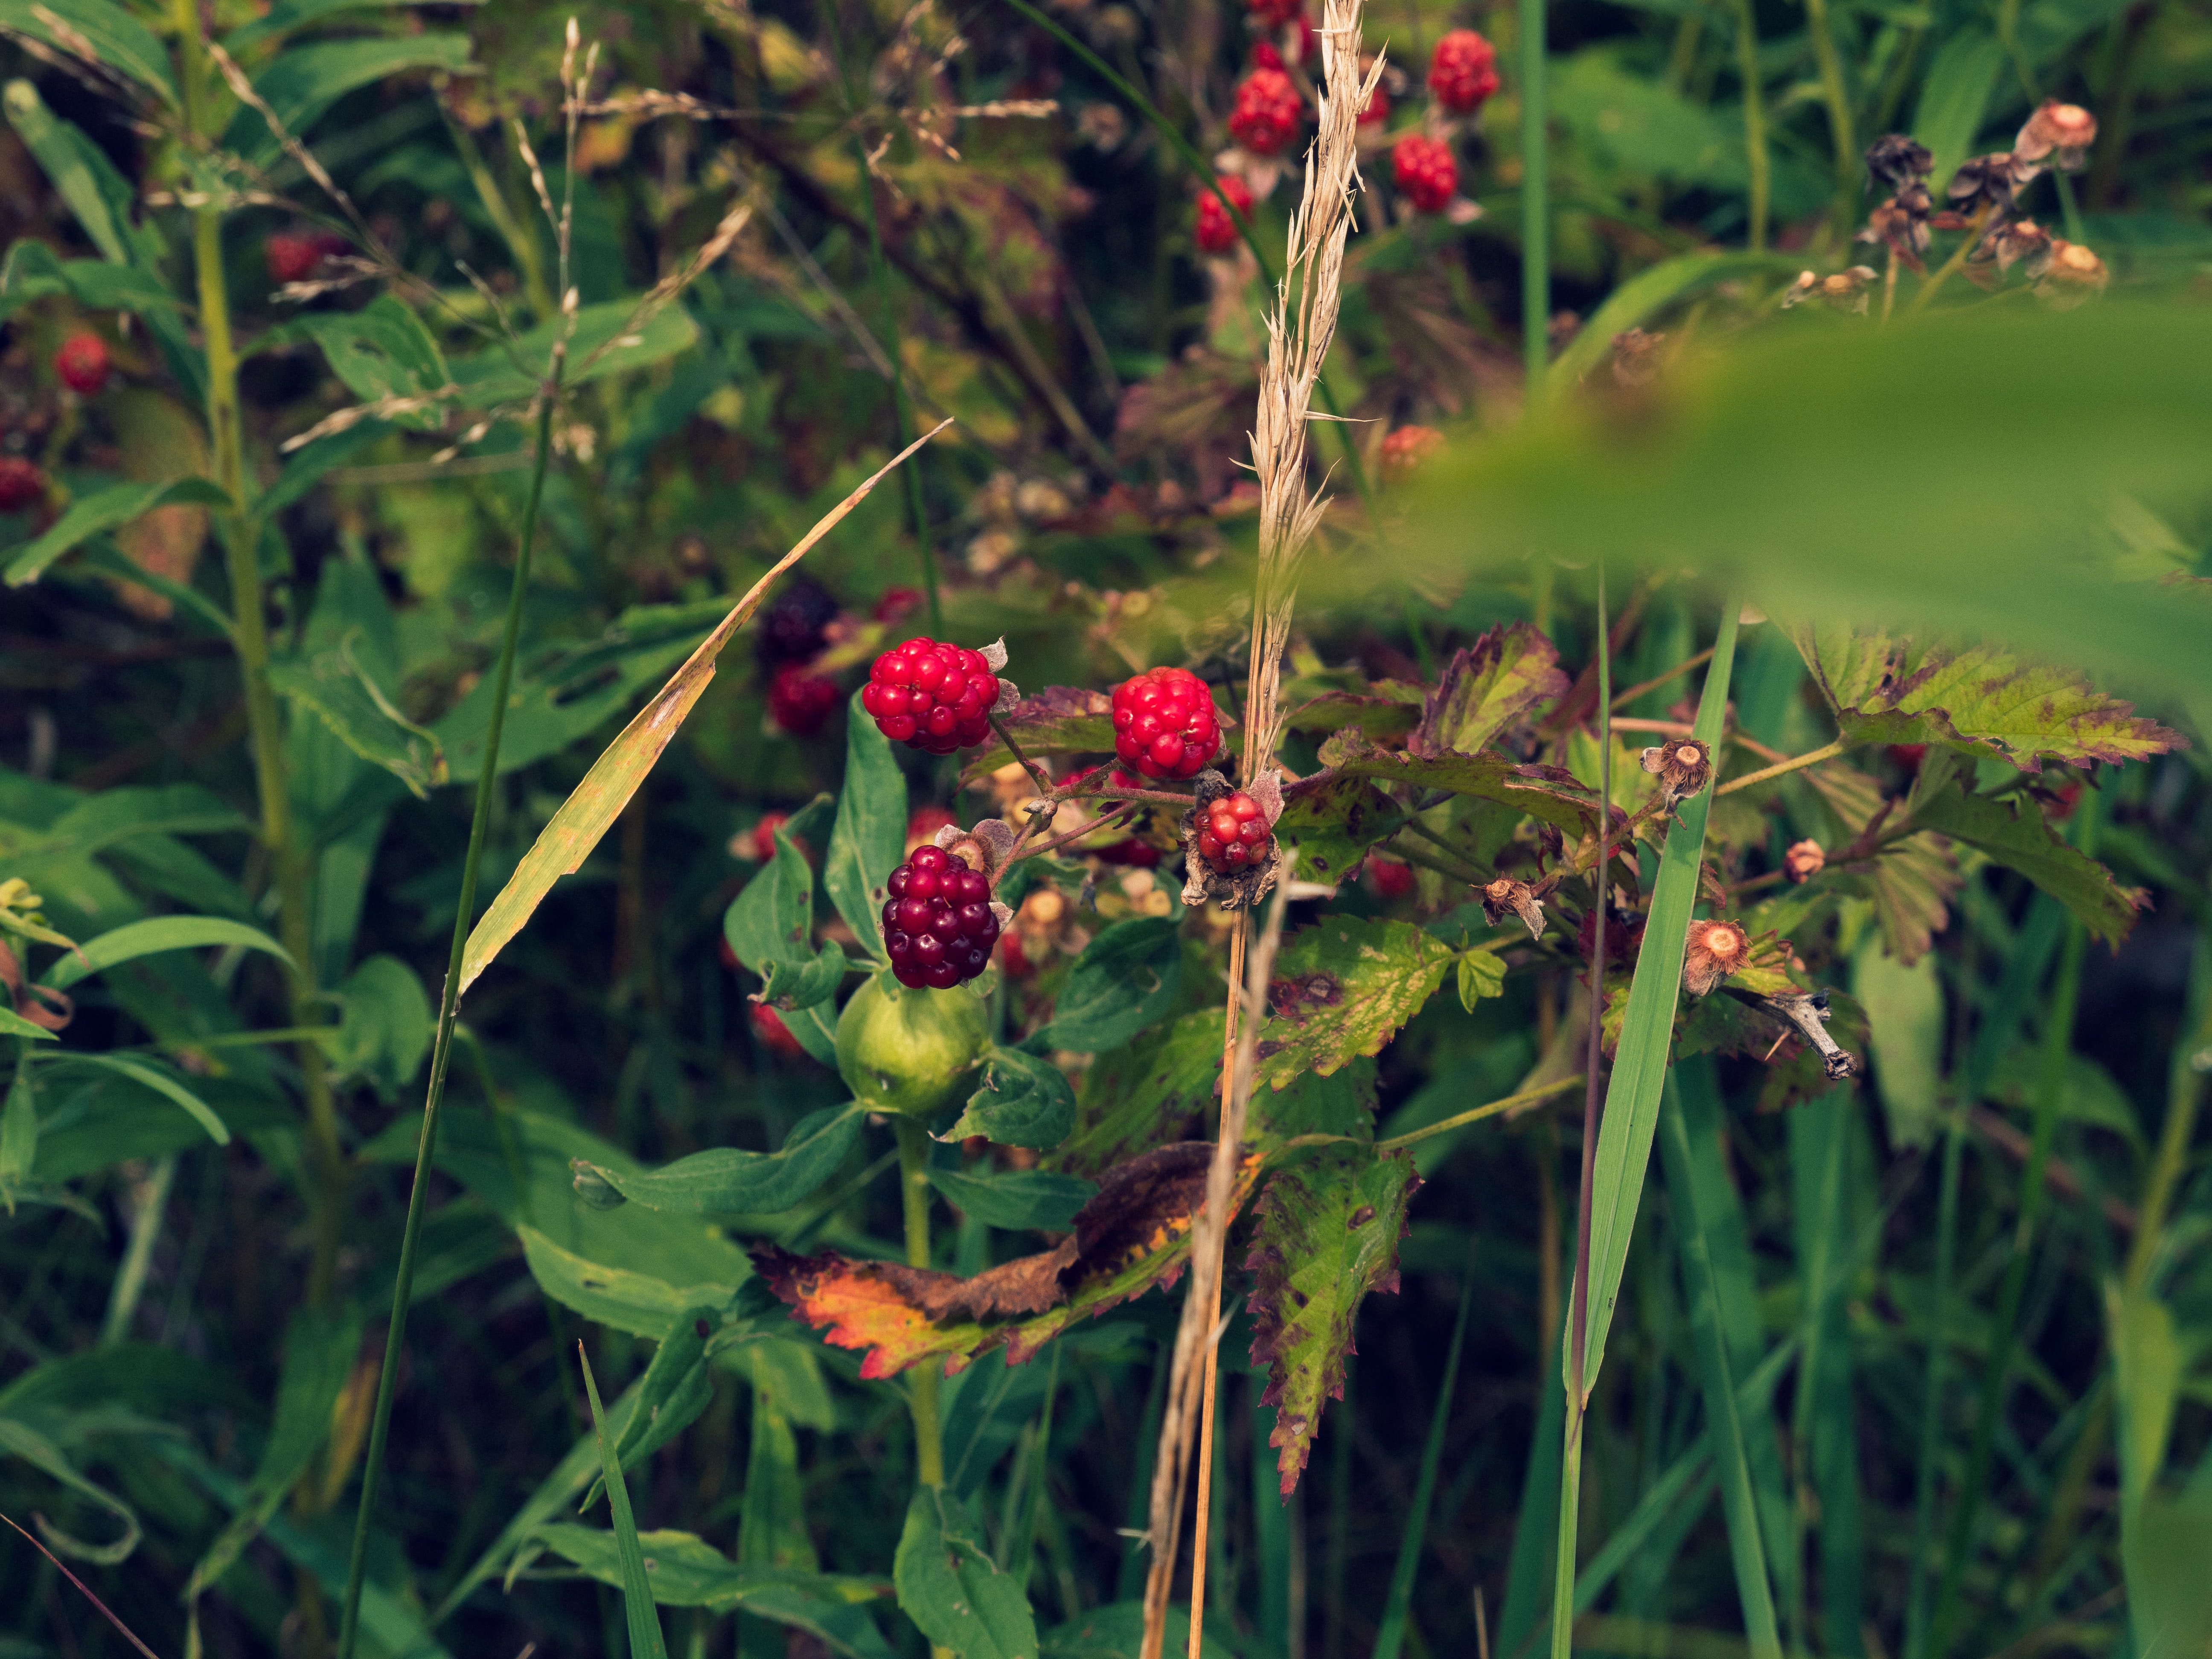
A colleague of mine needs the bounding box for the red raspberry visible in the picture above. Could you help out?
[768,666,841,737]
[1247,0,1301,25]
[1428,29,1501,115]
[1112,668,1223,780]
[1253,40,1285,70]
[1380,424,1444,482]
[861,637,1000,755]
[882,845,1000,989]
[54,334,109,396]
[1358,81,1390,126]
[750,1003,806,1059]
[1230,69,1304,157]
[1095,836,1162,868]
[1197,791,1273,872]
[0,458,46,513]
[1196,175,1255,256]
[1393,133,1458,213]
[265,233,323,285]
[907,804,958,852]
[873,585,924,623]
[746,812,791,861]
[1368,858,1415,898]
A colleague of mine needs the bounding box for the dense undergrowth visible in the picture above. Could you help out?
[2,0,2210,1656]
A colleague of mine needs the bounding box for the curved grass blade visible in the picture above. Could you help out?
[579,1344,671,1659]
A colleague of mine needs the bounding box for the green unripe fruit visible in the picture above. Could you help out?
[835,970,990,1117]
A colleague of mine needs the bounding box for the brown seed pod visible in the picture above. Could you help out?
[1784,840,1826,883]
[1682,919,1750,996]
[1478,877,1546,940]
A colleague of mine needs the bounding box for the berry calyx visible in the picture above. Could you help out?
[0,457,46,513]
[1195,175,1256,256]
[862,637,1000,754]
[882,845,1001,989]
[768,665,841,737]
[1230,69,1304,156]
[1428,29,1501,115]
[1112,667,1224,779]
[1393,133,1458,213]
[1197,790,1273,871]
[54,334,109,396]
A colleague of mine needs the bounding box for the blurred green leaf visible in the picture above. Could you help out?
[327,955,433,1100]
[447,302,700,405]
[54,1053,230,1145]
[943,1048,1077,1150]
[826,691,907,962]
[294,295,450,426]
[40,914,292,991]
[222,35,474,161]
[577,1346,671,1659]
[926,1166,1096,1232]
[519,1226,743,1341]
[0,1415,141,1563]
[894,1486,1039,1659]
[1909,784,2141,943]
[3,477,230,588]
[570,1104,864,1216]
[1911,29,2005,188]
[270,640,447,797]
[1037,917,1182,1052]
[0,0,175,105]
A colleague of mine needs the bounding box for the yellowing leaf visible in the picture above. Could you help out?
[1414,623,1570,755]
[1254,917,1455,1091]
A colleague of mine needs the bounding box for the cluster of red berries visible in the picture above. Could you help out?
[1229,68,1305,156]
[862,637,1001,754]
[1427,29,1501,113]
[1195,175,1256,255]
[1112,667,1223,779]
[882,845,1001,988]
[1392,134,1459,214]
[55,333,109,396]
[1246,0,1302,25]
[1197,792,1273,871]
[0,457,46,513]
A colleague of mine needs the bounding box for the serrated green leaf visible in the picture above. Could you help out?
[1415,623,1571,754]
[1317,732,1603,841]
[3,477,231,588]
[1037,917,1182,1051]
[571,1103,862,1217]
[943,1049,1077,1150]
[1801,765,1960,965]
[826,693,906,961]
[1254,916,1455,1091]
[926,1166,1096,1232]
[960,687,1116,782]
[1272,771,1397,886]
[1909,783,2142,943]
[1244,1146,1418,1494]
[894,1487,1039,1659]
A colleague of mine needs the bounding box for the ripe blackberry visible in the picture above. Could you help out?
[861,637,999,755]
[768,666,841,736]
[1427,29,1501,114]
[54,334,109,395]
[1229,69,1304,156]
[1197,791,1272,871]
[882,845,1000,989]
[757,574,841,668]
[0,458,46,513]
[1195,175,1255,256]
[1112,667,1222,779]
[1393,133,1458,213]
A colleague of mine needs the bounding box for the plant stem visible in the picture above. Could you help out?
[1715,738,1847,796]
[894,1118,946,1490]
[1731,0,1771,250]
[1520,0,1551,405]
[1376,1075,1585,1153]
[99,1153,176,1346]
[1802,0,1860,240]
[1906,205,1992,315]
[335,376,562,1659]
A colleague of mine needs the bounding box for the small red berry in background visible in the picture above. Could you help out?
[1253,40,1286,70]
[54,333,109,396]
[0,457,46,513]
[1428,29,1501,114]
[1358,81,1390,126]
[1230,69,1304,156]
[1888,744,1927,770]
[1368,857,1415,898]
[1380,424,1444,483]
[768,665,841,737]
[746,812,791,862]
[1195,175,1255,255]
[1094,836,1163,868]
[750,1003,806,1059]
[265,233,322,285]
[1113,667,1224,780]
[1198,790,1273,872]
[882,844,1000,989]
[873,585,924,623]
[906,804,958,852]
[1246,0,1302,26]
[862,637,999,755]
[1393,133,1458,213]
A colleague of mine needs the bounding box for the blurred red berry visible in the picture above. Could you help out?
[882,844,999,989]
[748,812,791,862]
[1113,667,1223,780]
[907,804,958,851]
[1393,133,1458,212]
[1195,175,1255,255]
[873,585,924,623]
[996,927,1035,981]
[750,1003,806,1059]
[1888,744,1927,770]
[861,637,999,754]
[54,333,109,395]
[768,666,841,737]
[1230,69,1304,156]
[1358,81,1390,126]
[265,233,322,285]
[1253,40,1285,70]
[1247,0,1302,25]
[718,934,740,971]
[1197,790,1274,872]
[1428,29,1501,114]
[1380,425,1444,482]
[1368,858,1415,898]
[0,457,45,513]
[1094,835,1163,867]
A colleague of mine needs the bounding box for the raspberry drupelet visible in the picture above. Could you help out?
[1112,668,1223,780]
[1198,791,1273,872]
[862,637,1000,755]
[882,845,1001,989]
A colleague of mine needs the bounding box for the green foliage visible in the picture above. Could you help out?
[894,1487,1040,1659]
[1253,917,1456,1090]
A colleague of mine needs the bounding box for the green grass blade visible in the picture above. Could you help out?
[1253,1365,1291,1657]
[1659,1072,1782,1659]
[1790,1095,1865,1656]
[1496,1332,1566,1659]
[1372,1236,1480,1659]
[579,1343,671,1659]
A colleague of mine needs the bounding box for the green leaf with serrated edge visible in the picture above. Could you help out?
[186,1306,362,1598]
[55,1054,230,1144]
[927,1167,1097,1232]
[1799,765,1960,965]
[580,1312,719,1512]
[532,1526,894,1656]
[521,1226,742,1340]
[1455,949,1507,1014]
[1317,732,1604,841]
[826,692,906,961]
[1909,783,2142,943]
[578,1348,671,1659]
[1414,623,1571,756]
[1054,1007,1222,1179]
[0,0,175,103]
[269,641,447,797]
[1279,686,1423,742]
[942,1049,1077,1150]
[1037,916,1182,1052]
[573,1104,863,1216]
[1244,1147,1419,1495]
[960,687,1117,783]
[1789,623,2186,772]
[758,941,850,1013]
[1272,771,1396,886]
[1253,917,1455,1091]
[39,915,292,991]
[894,1487,1040,1659]
[0,1417,140,1563]
[3,477,231,588]
[1576,603,1741,1400]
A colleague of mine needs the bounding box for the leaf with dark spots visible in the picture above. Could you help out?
[1316,731,1603,841]
[1254,917,1455,1091]
[1273,771,1399,882]
[1244,1147,1420,1495]
[1413,623,1570,757]
[1054,1010,1223,1180]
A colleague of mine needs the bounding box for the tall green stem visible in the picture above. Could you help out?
[1801,0,1859,240]
[335,379,562,1659]
[1732,0,1771,250]
[1520,0,1551,404]
[894,1118,946,1490]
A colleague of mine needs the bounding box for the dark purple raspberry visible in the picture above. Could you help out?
[756,574,841,669]
[881,844,1000,989]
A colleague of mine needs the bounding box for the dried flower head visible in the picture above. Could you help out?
[2014,100,2097,168]
[1865,135,1933,190]
[1639,736,1712,808]
[1947,152,2036,213]
[1610,327,1665,388]
[1779,267,1879,313]
[1991,217,2053,273]
[1861,194,1932,269]
[2035,238,2108,303]
[1783,839,1825,883]
[1682,919,1750,997]
[932,817,1019,879]
[1479,877,1546,941]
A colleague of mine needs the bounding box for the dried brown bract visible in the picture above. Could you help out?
[1991,218,2053,274]
[1784,839,1826,883]
[1479,877,1547,940]
[1640,736,1712,809]
[1947,152,2037,214]
[1859,135,1935,270]
[1682,919,1750,997]
[1866,134,1933,191]
[2015,100,2097,169]
[1610,327,1665,388]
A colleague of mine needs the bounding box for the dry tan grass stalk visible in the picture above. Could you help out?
[1136,6,1377,1656]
